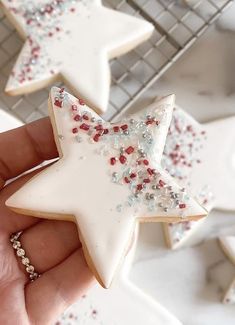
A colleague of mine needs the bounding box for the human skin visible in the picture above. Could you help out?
[0,118,94,325]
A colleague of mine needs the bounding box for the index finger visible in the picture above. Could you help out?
[0,117,58,188]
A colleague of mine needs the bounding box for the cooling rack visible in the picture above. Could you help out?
[0,0,233,123]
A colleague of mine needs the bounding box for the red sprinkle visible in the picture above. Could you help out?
[125,146,134,155]
[74,114,81,121]
[147,168,153,175]
[71,104,77,111]
[83,114,89,120]
[179,203,186,209]
[143,159,149,165]
[54,99,62,108]
[146,120,153,125]
[93,134,100,142]
[119,155,127,164]
[80,123,90,131]
[130,173,137,178]
[103,128,109,134]
[110,157,116,165]
[143,178,150,183]
[121,124,128,131]
[124,177,130,183]
[79,98,85,106]
[137,184,143,191]
[72,127,78,134]
[159,179,165,187]
[95,125,103,131]
[113,126,119,133]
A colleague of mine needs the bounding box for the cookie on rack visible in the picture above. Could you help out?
[0,0,154,113]
[6,87,206,288]
[162,107,235,249]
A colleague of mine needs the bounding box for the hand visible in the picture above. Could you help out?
[0,118,94,325]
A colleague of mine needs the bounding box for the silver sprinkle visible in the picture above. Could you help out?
[130,119,135,124]
[145,193,150,200]
[91,117,96,122]
[158,202,163,208]
[124,130,129,135]
[152,185,157,190]
[75,135,82,143]
[164,207,169,212]
[150,194,155,200]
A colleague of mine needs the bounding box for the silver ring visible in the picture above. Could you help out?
[10,231,40,282]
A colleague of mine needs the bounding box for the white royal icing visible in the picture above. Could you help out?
[1,0,153,113]
[162,107,235,249]
[6,88,206,288]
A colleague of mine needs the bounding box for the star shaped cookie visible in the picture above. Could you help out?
[162,107,235,249]
[1,0,153,113]
[6,88,206,288]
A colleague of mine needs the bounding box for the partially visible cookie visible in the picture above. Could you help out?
[1,0,153,113]
[162,107,235,249]
[6,87,206,288]
[219,236,235,304]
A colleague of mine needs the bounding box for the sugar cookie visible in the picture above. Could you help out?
[0,0,153,113]
[6,88,206,288]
